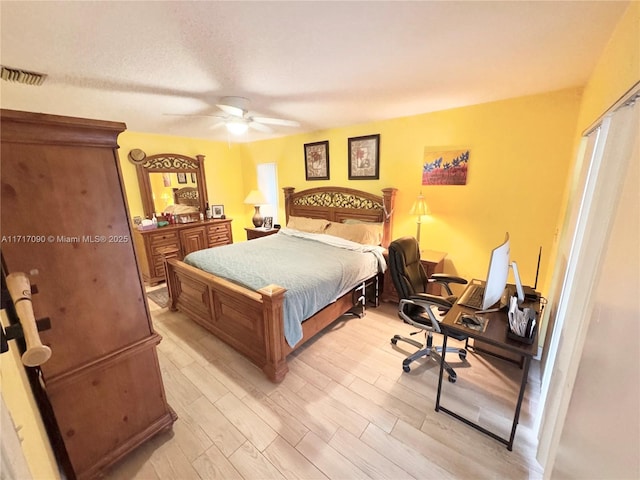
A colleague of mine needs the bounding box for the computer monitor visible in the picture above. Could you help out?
[480,232,511,311]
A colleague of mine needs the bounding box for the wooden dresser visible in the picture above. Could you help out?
[0,110,175,479]
[134,219,233,285]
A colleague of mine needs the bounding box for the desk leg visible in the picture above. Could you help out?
[507,355,531,451]
[435,332,531,451]
[435,333,448,412]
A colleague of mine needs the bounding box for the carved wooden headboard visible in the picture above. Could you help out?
[283,186,397,247]
[174,187,199,207]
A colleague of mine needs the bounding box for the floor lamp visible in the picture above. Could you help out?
[409,193,430,244]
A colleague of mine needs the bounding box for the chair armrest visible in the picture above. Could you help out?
[428,274,467,296]
[409,293,453,309]
[401,294,451,333]
[428,274,467,285]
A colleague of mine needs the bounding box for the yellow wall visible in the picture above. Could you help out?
[1,310,60,479]
[575,1,640,133]
[239,88,582,296]
[546,2,639,304]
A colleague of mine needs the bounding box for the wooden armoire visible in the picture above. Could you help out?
[0,110,175,479]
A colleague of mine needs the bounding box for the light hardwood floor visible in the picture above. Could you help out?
[106,293,544,479]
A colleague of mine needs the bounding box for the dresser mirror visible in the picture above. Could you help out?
[136,153,208,218]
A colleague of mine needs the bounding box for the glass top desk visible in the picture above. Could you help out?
[435,282,541,451]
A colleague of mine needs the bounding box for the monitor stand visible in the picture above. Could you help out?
[476,287,511,314]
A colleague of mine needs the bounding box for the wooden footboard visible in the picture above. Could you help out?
[165,257,360,382]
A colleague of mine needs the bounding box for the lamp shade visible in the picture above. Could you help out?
[409,194,430,216]
[244,190,268,205]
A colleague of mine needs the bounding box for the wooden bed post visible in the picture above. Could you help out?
[258,284,288,382]
[283,187,295,225]
[162,252,180,311]
[381,187,397,248]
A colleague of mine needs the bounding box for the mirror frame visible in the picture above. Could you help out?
[136,153,208,218]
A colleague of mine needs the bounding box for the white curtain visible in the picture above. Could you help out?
[257,163,279,225]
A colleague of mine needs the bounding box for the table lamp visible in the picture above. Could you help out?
[409,192,430,244]
[244,189,268,227]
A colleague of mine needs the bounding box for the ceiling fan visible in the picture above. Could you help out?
[166,96,300,135]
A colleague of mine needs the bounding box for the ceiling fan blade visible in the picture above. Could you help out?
[248,121,273,133]
[216,104,244,118]
[252,116,300,127]
[210,121,226,130]
[162,113,223,118]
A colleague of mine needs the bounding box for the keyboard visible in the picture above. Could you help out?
[457,284,485,310]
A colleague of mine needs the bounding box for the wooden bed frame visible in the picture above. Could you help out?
[165,186,397,382]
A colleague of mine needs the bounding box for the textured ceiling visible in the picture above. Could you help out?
[0,1,629,143]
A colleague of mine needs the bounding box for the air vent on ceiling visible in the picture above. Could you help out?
[0,65,47,86]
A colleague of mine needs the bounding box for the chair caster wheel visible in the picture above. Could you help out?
[402,364,410,373]
[459,351,467,361]
[448,374,456,383]
[391,338,398,345]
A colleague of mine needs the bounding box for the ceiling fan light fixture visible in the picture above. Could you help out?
[225,119,249,135]
[217,96,249,118]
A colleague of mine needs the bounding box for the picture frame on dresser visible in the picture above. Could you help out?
[212,204,225,218]
[263,216,273,229]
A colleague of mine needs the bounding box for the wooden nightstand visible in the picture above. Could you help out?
[381,249,447,303]
[245,227,280,240]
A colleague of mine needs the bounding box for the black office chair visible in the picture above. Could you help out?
[388,236,468,382]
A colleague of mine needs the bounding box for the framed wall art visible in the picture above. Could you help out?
[348,134,380,180]
[177,172,187,184]
[422,148,469,185]
[304,140,330,180]
[162,173,172,187]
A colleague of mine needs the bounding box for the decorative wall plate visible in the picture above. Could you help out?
[128,148,147,164]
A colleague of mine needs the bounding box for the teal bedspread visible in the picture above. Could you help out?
[183,228,386,347]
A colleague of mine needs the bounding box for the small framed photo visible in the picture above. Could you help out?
[304,140,330,180]
[191,172,197,183]
[177,172,187,184]
[263,216,273,230]
[211,205,225,218]
[348,134,380,180]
